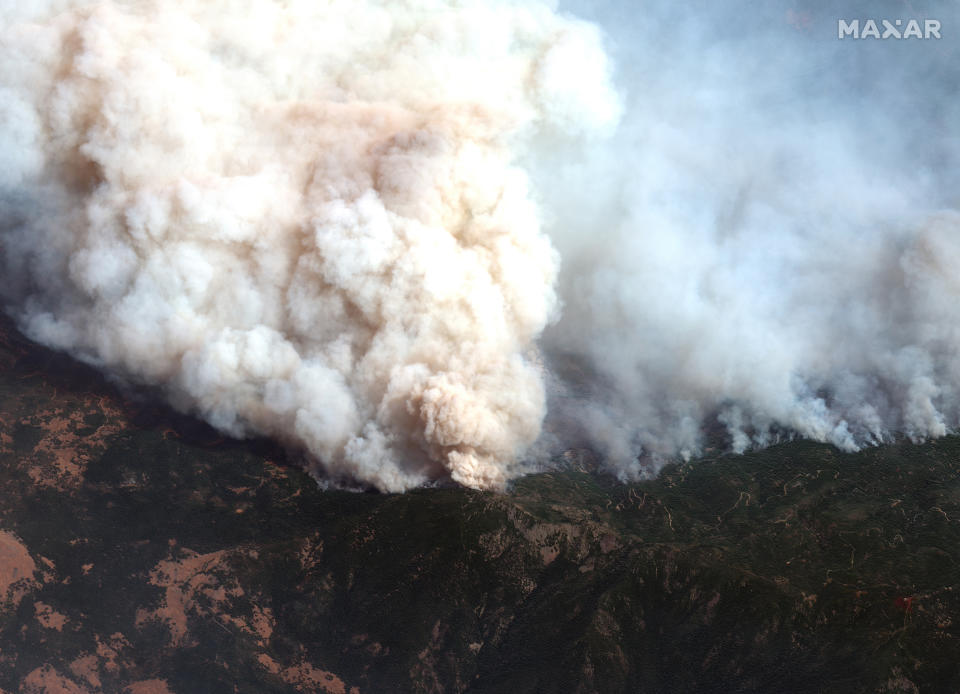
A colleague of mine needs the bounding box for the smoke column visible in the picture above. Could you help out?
[537,0,960,475]
[2,0,959,490]
[0,0,620,491]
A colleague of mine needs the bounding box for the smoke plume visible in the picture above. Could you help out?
[0,0,619,490]
[537,0,960,475]
[2,0,959,490]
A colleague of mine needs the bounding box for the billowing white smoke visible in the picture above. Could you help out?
[3,0,960,491]
[0,0,619,490]
[536,0,960,476]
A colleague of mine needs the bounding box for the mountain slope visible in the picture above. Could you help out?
[1,316,958,693]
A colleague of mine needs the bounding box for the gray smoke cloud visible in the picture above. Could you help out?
[537,0,960,476]
[1,0,959,490]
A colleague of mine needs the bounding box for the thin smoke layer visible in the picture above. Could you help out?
[0,0,619,490]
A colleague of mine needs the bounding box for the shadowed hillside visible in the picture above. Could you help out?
[1,314,959,693]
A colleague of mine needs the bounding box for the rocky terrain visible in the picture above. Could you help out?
[1,314,959,693]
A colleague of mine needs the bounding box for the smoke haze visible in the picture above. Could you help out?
[537,0,960,475]
[1,0,958,490]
